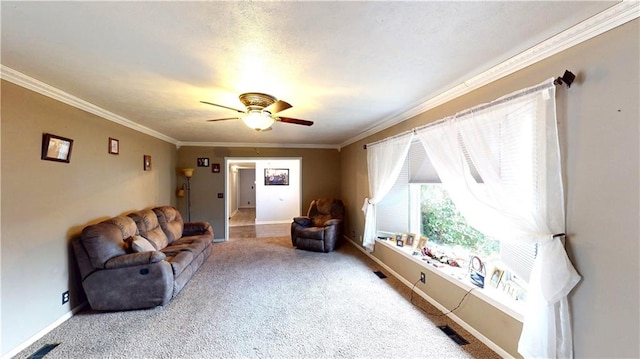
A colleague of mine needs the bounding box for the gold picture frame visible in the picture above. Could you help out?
[489,267,504,288]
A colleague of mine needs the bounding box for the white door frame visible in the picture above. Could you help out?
[224,157,302,241]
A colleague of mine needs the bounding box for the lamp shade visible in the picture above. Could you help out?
[182,168,194,178]
[176,188,186,197]
[242,111,274,131]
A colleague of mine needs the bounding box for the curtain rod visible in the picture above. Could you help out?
[414,71,574,134]
[364,70,574,150]
[363,128,414,150]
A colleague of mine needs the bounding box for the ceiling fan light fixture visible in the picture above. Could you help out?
[242,110,274,131]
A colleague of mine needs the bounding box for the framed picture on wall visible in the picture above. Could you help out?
[197,158,209,167]
[41,133,73,163]
[264,168,289,185]
[108,137,119,155]
[212,163,220,173]
[143,155,152,171]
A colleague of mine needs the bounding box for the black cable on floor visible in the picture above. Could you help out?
[409,278,475,317]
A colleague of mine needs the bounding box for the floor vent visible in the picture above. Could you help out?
[438,325,469,345]
[373,270,387,279]
[27,343,60,359]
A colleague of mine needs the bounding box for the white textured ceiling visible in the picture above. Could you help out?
[1,1,617,147]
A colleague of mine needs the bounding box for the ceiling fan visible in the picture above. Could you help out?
[201,92,314,131]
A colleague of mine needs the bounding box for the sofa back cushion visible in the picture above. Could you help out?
[81,221,128,269]
[153,206,184,243]
[103,215,138,239]
[128,209,169,250]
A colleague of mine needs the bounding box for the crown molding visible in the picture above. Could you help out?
[178,141,341,151]
[2,2,637,151]
[340,1,640,149]
[1,65,339,151]
[0,65,180,146]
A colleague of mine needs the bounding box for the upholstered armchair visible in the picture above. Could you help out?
[291,198,345,253]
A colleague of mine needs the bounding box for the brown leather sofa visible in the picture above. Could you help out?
[72,206,213,311]
[291,198,345,252]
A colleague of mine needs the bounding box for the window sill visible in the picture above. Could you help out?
[375,238,525,322]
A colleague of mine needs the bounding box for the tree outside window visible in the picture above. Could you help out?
[420,184,499,257]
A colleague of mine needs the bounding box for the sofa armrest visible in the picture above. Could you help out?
[183,221,213,237]
[104,251,166,269]
[293,216,312,227]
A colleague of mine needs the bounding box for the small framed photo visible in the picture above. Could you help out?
[414,236,428,250]
[264,168,289,185]
[197,158,209,167]
[396,238,404,247]
[41,133,73,163]
[212,163,220,173]
[405,233,416,246]
[489,267,504,288]
[143,155,152,171]
[108,137,119,155]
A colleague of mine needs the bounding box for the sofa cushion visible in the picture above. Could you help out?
[164,251,194,277]
[131,235,156,252]
[128,209,169,250]
[297,226,326,240]
[103,216,138,239]
[153,206,184,243]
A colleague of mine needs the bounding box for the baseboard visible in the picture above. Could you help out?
[254,220,290,225]
[2,302,88,359]
[343,236,512,359]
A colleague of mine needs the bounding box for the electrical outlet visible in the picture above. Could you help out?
[420,272,426,284]
[62,291,69,305]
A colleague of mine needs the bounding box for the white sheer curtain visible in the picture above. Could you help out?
[361,132,413,251]
[415,79,580,358]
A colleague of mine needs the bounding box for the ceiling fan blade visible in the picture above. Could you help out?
[278,117,314,126]
[264,100,292,114]
[200,101,246,114]
[207,117,239,122]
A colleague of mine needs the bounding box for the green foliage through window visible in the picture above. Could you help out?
[420,185,499,256]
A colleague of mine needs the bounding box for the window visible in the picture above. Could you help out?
[417,184,499,257]
[377,141,537,285]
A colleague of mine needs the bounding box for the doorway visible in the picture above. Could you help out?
[225,157,302,241]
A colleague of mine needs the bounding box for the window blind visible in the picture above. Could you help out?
[375,156,409,234]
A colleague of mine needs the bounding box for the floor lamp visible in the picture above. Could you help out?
[181,168,194,222]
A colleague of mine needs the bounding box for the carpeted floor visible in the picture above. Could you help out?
[16,224,499,359]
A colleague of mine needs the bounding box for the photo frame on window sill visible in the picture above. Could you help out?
[489,267,504,288]
[41,133,73,163]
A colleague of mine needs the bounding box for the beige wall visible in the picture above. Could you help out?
[177,146,341,239]
[1,19,637,359]
[1,81,178,356]
[340,20,639,358]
